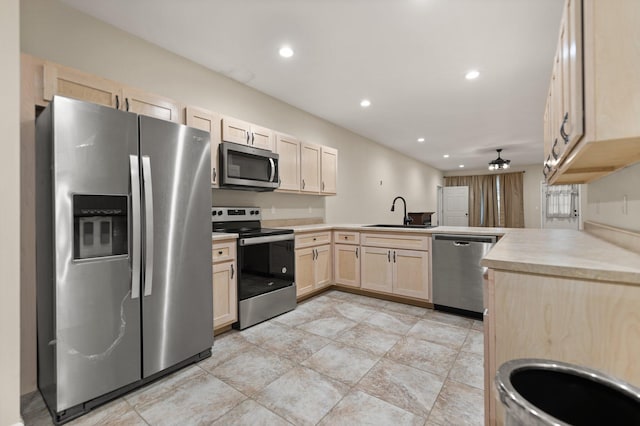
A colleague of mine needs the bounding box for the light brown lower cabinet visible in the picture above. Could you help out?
[360,247,429,299]
[333,231,360,288]
[294,244,332,298]
[333,244,360,287]
[484,268,640,425]
[212,239,237,330]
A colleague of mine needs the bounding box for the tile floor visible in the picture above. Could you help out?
[22,290,485,425]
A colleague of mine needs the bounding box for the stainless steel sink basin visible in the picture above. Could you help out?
[364,224,436,229]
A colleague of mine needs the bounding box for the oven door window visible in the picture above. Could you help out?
[238,240,295,300]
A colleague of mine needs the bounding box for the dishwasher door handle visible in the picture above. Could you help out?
[453,241,470,246]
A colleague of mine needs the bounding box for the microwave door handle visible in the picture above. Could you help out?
[142,155,154,296]
[268,157,276,182]
[129,155,141,299]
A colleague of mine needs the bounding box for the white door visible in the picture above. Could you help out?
[541,182,580,229]
[443,186,469,226]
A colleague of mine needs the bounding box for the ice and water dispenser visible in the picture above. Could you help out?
[73,195,128,259]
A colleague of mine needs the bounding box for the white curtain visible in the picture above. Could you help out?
[546,184,578,218]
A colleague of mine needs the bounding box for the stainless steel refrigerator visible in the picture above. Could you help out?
[36,96,213,424]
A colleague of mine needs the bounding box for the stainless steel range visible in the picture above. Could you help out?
[212,207,296,329]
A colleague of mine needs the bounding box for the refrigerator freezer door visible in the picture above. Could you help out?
[45,96,141,411]
[139,116,213,377]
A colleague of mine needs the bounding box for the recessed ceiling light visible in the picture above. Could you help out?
[465,70,480,80]
[360,99,371,108]
[459,164,465,168]
[279,46,294,58]
[417,137,425,143]
[443,154,450,158]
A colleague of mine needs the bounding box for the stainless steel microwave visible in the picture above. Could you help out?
[219,142,280,191]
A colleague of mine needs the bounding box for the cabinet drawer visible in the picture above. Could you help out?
[333,231,360,245]
[212,239,236,263]
[295,231,331,248]
[360,232,428,251]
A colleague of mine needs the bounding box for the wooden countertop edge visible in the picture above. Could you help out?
[481,260,640,286]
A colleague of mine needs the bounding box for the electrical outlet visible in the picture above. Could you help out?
[623,195,628,215]
[271,206,276,214]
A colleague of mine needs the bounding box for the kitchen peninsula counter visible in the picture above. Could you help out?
[284,224,640,283]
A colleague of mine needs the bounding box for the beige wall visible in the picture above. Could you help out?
[443,164,544,228]
[1,0,22,424]
[21,0,443,227]
[584,162,640,232]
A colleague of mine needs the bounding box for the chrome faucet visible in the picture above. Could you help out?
[391,196,413,226]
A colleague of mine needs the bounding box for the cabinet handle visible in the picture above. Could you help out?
[560,112,569,143]
[388,251,390,262]
[344,236,348,240]
[218,250,223,255]
[356,248,358,259]
[246,132,250,144]
[230,264,235,279]
[393,251,396,263]
[115,95,120,110]
[322,182,325,191]
[251,133,255,145]
[125,98,130,111]
[551,139,560,160]
[212,167,217,182]
[302,179,305,189]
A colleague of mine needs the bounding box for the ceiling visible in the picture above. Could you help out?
[61,0,564,172]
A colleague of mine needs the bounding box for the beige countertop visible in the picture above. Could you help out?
[481,228,640,285]
[212,232,238,242]
[212,223,640,284]
[285,224,508,236]
[286,224,640,284]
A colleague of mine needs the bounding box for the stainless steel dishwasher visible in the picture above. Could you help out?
[432,234,497,316]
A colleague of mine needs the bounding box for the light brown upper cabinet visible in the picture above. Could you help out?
[221,116,274,151]
[121,87,181,123]
[185,106,221,187]
[545,0,640,184]
[275,133,301,192]
[320,146,338,195]
[43,61,182,123]
[43,62,121,108]
[300,142,322,193]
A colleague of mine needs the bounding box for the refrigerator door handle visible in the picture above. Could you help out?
[142,155,154,296]
[129,155,141,299]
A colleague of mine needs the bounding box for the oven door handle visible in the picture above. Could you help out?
[239,234,294,246]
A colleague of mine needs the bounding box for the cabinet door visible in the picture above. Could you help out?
[251,124,274,151]
[320,146,338,195]
[122,87,181,123]
[295,247,315,297]
[360,246,392,293]
[43,62,120,108]
[392,249,429,300]
[300,142,321,193]
[212,261,237,329]
[275,133,301,192]
[221,116,251,145]
[186,106,221,186]
[334,244,360,288]
[314,245,332,289]
[484,269,497,426]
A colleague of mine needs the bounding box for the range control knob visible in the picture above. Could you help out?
[253,210,259,215]
[216,210,223,216]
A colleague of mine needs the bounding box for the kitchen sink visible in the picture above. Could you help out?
[364,224,436,229]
